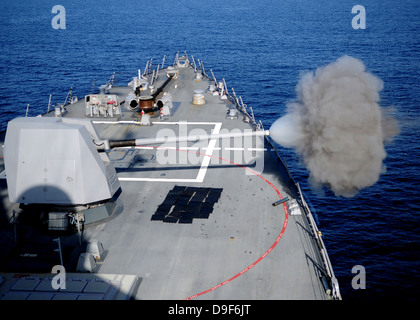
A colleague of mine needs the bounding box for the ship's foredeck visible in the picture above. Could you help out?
[0,56,338,300]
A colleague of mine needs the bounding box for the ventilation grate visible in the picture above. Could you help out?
[151,186,222,223]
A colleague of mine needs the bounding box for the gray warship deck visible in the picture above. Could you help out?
[0,54,340,300]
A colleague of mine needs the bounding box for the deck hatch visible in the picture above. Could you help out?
[151,186,223,223]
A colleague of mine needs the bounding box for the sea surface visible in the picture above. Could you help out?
[0,0,419,300]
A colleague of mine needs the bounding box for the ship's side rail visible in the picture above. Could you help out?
[295,183,342,300]
[265,135,341,299]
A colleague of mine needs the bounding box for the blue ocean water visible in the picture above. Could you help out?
[0,0,419,300]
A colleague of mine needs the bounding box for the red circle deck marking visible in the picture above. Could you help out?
[137,145,289,300]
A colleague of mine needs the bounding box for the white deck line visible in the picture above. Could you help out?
[118,122,222,183]
[195,122,221,182]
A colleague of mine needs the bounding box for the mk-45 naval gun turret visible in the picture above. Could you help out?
[3,117,269,228]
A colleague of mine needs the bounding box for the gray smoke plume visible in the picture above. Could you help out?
[270,55,399,197]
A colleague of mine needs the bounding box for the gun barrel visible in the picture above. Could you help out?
[107,130,270,149]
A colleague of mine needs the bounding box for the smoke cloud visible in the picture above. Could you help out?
[270,55,399,197]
